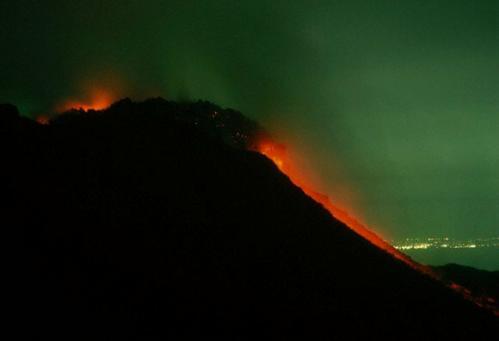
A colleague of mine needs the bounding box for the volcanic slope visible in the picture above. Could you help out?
[3,99,498,340]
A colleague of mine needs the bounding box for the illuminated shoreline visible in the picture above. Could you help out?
[392,237,499,251]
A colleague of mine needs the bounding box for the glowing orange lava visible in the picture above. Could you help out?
[257,138,499,315]
[257,139,434,275]
[57,87,115,112]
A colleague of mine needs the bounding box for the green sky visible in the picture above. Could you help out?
[1,1,498,263]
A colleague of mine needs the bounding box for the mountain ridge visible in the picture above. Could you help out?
[4,99,498,339]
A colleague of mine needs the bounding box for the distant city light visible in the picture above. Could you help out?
[392,237,499,251]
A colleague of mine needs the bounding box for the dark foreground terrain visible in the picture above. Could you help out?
[3,99,498,340]
[434,264,499,302]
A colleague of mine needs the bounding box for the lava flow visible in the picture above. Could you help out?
[258,139,499,315]
[257,140,434,275]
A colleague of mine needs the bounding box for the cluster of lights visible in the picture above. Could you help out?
[393,237,499,251]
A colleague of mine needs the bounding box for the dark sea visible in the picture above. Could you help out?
[404,247,499,271]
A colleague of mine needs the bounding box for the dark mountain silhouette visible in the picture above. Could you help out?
[3,99,498,340]
[433,264,499,307]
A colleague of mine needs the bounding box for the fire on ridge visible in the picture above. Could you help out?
[35,87,116,124]
[257,139,499,316]
[30,95,497,316]
[56,87,115,113]
[256,140,430,273]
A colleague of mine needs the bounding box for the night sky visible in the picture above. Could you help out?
[1,1,498,260]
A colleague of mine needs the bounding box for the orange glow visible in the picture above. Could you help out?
[57,87,115,113]
[257,139,434,275]
[36,115,50,125]
[449,282,499,316]
[257,138,499,314]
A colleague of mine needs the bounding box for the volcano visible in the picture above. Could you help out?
[3,99,498,339]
